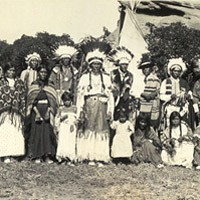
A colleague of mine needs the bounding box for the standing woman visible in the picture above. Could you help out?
[76,38,114,165]
[26,65,59,163]
[0,62,26,163]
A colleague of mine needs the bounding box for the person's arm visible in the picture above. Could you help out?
[76,75,87,119]
[149,127,162,148]
[106,76,115,120]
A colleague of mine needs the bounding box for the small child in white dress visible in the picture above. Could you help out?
[110,111,134,164]
[56,91,77,165]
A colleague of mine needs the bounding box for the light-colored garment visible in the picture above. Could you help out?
[160,77,186,104]
[161,123,194,168]
[0,112,25,157]
[56,106,77,161]
[20,68,37,89]
[76,72,114,162]
[111,120,133,158]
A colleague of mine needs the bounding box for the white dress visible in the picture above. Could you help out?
[0,112,25,157]
[56,106,77,161]
[111,120,134,158]
[161,123,194,168]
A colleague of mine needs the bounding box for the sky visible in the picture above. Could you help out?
[0,0,119,44]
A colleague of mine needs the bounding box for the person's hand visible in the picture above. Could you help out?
[106,112,112,121]
[35,113,43,122]
[70,125,74,132]
[123,89,129,101]
[171,94,177,100]
[148,92,157,100]
[178,137,183,143]
[79,111,85,123]
[141,93,151,101]
[44,107,50,121]
[185,93,191,100]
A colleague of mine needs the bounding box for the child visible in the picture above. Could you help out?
[56,91,77,165]
[161,111,194,168]
[110,110,134,164]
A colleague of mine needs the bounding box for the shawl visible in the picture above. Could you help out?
[0,77,26,119]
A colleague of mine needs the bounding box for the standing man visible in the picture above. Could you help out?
[109,46,134,120]
[139,58,161,128]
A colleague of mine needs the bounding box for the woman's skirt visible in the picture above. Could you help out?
[0,112,25,157]
[28,103,56,159]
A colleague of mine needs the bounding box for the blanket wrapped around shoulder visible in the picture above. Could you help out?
[26,81,59,132]
[0,77,26,126]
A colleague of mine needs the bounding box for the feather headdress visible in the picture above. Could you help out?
[167,58,187,75]
[78,36,111,65]
[53,45,77,60]
[108,46,134,65]
[25,52,41,65]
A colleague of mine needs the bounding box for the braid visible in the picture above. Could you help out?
[179,121,182,137]
[87,70,92,91]
[70,65,75,93]
[169,123,172,139]
[100,70,105,90]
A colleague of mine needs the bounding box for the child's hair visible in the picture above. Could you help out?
[135,113,151,135]
[61,90,74,102]
[169,111,182,138]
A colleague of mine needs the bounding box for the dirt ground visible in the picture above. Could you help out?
[0,161,200,200]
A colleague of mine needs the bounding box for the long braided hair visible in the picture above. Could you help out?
[169,111,182,138]
[77,36,111,92]
[87,63,106,92]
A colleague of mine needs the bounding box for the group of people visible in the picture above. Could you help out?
[1,39,200,170]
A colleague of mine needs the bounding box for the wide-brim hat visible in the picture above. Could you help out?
[138,61,154,69]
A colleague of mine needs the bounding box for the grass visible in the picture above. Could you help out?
[0,161,200,200]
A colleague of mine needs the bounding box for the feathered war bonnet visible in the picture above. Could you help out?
[53,45,77,61]
[167,57,187,76]
[77,36,112,91]
[108,46,134,66]
[25,52,42,66]
[78,36,112,69]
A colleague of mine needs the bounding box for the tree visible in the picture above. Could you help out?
[144,22,200,80]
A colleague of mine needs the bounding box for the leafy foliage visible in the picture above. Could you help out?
[143,22,200,80]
